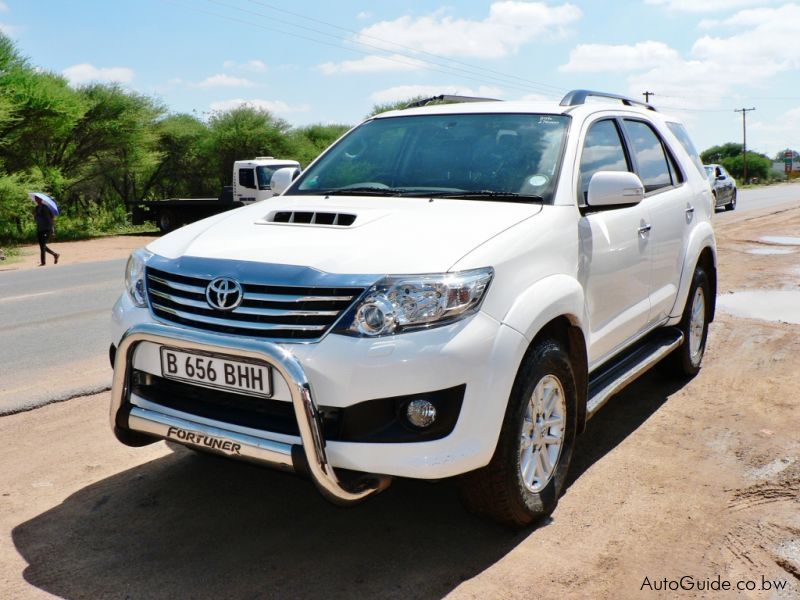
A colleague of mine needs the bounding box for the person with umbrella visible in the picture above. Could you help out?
[29,192,60,266]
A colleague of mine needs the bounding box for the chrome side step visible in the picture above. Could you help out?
[586,328,683,419]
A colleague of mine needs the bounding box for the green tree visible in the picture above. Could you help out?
[367,96,425,118]
[700,142,742,164]
[147,113,213,199]
[720,152,771,181]
[64,83,165,207]
[289,123,350,165]
[204,106,293,186]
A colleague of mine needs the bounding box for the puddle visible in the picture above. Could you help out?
[745,247,796,255]
[717,290,800,324]
[760,236,800,245]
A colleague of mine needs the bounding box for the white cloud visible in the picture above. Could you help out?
[357,11,371,20]
[194,74,256,88]
[62,63,134,85]
[0,22,17,35]
[0,2,8,12]
[318,54,427,75]
[209,98,310,114]
[645,0,769,12]
[223,59,268,72]
[563,4,800,109]
[560,41,680,72]
[369,84,504,104]
[354,2,582,59]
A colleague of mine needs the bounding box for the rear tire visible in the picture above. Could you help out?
[458,339,578,527]
[158,209,178,233]
[662,267,712,378]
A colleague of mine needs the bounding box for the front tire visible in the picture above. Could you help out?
[458,339,578,527]
[725,190,737,211]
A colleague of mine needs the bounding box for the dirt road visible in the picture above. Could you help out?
[1,206,799,599]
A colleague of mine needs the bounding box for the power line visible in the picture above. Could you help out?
[242,0,567,96]
[194,0,564,97]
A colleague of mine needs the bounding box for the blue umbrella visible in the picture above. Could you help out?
[28,192,59,216]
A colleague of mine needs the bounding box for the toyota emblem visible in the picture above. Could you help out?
[206,277,243,311]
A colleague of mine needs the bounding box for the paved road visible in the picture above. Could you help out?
[0,259,125,414]
[714,180,800,222]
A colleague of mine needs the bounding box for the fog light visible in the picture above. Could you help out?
[406,399,437,428]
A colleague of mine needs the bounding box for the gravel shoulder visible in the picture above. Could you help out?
[1,233,157,272]
[1,208,799,599]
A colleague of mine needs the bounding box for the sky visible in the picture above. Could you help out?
[4,0,800,158]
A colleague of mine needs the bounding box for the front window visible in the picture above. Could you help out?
[291,113,570,203]
[256,166,286,190]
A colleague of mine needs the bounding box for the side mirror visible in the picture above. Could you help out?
[716,175,725,181]
[586,171,645,207]
[271,167,301,196]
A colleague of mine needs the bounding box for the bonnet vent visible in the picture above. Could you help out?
[269,211,357,226]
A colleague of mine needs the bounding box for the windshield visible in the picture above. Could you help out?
[256,165,294,190]
[292,113,570,202]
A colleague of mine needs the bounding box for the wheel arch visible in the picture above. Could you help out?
[501,274,589,435]
[670,223,717,323]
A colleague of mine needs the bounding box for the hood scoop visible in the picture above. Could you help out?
[265,210,357,227]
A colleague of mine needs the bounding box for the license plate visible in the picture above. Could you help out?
[159,347,272,398]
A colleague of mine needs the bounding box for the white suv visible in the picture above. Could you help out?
[110,90,716,525]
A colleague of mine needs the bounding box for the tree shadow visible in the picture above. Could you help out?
[12,371,689,599]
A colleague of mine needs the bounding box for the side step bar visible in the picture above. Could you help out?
[587,328,683,419]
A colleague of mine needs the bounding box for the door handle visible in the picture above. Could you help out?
[685,205,695,223]
[637,224,651,238]
[685,206,695,215]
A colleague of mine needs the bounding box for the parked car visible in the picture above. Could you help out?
[109,90,717,526]
[704,163,736,211]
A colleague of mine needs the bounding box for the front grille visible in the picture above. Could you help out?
[146,266,363,340]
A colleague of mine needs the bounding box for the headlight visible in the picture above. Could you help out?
[339,268,493,337]
[125,248,153,307]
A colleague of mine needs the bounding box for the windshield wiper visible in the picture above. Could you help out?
[429,190,544,203]
[323,186,409,196]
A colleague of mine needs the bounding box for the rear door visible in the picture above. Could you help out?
[621,118,692,326]
[577,118,652,367]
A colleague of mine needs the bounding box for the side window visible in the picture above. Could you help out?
[623,120,672,193]
[238,168,256,189]
[578,119,630,205]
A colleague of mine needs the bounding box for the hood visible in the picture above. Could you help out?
[147,195,542,274]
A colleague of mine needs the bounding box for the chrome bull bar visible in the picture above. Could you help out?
[110,322,391,505]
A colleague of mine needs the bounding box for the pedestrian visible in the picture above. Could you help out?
[34,197,60,266]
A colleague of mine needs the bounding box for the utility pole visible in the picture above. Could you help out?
[643,91,655,103]
[735,107,755,182]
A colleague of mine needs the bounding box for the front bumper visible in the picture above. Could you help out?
[111,322,391,505]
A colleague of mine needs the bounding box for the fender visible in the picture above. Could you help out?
[668,221,717,322]
[501,273,587,344]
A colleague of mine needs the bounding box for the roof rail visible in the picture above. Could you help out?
[405,94,501,109]
[560,89,656,112]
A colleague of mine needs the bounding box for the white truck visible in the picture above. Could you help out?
[128,157,301,232]
[110,90,716,525]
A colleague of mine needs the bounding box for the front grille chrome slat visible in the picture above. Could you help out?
[151,303,328,332]
[149,289,340,317]
[145,265,365,341]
